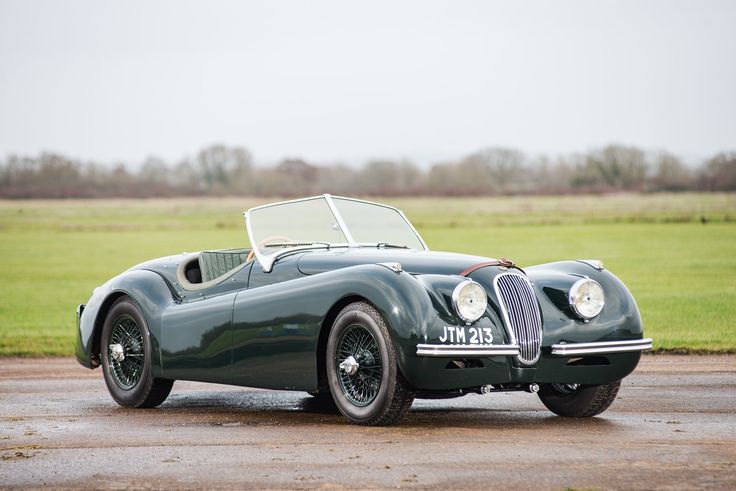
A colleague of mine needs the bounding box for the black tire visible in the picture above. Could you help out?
[538,380,621,417]
[326,301,415,426]
[100,297,173,408]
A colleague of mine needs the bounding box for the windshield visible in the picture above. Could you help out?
[247,197,348,248]
[245,195,427,271]
[331,197,425,250]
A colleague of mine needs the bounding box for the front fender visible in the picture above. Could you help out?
[524,260,644,347]
[74,269,178,375]
[307,266,483,388]
[229,262,450,390]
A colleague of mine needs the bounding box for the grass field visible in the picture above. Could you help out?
[1,193,734,356]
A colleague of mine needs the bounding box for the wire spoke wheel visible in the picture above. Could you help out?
[108,314,145,390]
[336,324,382,407]
[326,301,415,425]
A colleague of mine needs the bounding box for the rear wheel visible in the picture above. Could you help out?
[101,297,173,408]
[538,380,621,417]
[326,302,414,425]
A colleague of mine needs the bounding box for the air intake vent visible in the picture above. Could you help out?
[493,273,543,365]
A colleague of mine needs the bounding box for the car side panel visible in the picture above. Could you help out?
[158,292,236,383]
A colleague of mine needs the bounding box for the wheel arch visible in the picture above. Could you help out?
[89,291,133,367]
[76,269,176,374]
[312,265,439,393]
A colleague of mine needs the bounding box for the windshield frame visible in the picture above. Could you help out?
[244,194,428,272]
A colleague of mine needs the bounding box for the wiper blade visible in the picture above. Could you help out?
[376,242,409,249]
[263,241,331,248]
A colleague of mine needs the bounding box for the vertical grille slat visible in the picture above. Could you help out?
[493,273,543,365]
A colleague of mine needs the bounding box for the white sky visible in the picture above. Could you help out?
[1,0,734,167]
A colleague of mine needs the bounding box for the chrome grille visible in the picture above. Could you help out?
[493,272,543,364]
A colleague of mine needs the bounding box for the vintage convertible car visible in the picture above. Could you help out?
[76,194,652,425]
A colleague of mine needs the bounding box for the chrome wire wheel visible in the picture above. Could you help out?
[108,314,145,390]
[336,324,383,407]
[326,301,415,425]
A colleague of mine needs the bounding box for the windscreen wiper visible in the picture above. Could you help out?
[376,243,409,249]
[263,241,331,249]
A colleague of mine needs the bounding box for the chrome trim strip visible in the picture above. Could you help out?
[576,259,605,271]
[324,194,356,245]
[551,338,654,356]
[416,343,521,357]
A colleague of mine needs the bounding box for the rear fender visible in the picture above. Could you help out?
[75,269,178,376]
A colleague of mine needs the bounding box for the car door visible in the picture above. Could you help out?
[159,263,251,384]
[230,255,321,390]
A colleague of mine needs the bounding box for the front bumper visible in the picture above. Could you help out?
[416,338,653,358]
[407,339,652,390]
[551,338,653,356]
[416,343,520,357]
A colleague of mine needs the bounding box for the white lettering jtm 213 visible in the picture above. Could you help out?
[438,326,493,344]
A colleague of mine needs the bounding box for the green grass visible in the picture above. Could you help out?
[1,193,734,356]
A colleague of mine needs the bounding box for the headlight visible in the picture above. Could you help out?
[569,278,605,319]
[452,280,488,324]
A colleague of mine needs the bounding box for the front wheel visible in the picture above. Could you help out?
[326,302,415,426]
[538,380,621,417]
[100,297,173,408]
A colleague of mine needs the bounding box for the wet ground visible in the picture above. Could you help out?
[1,355,735,490]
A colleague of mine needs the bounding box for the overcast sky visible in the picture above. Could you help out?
[1,0,734,167]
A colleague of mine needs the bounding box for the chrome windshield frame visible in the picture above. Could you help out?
[244,194,428,272]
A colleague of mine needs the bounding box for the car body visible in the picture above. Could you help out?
[75,194,651,425]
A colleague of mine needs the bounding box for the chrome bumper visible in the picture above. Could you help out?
[416,344,521,357]
[416,338,653,358]
[551,338,653,356]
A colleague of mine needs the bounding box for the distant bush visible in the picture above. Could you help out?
[1,143,734,198]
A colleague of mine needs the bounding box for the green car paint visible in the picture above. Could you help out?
[76,247,644,392]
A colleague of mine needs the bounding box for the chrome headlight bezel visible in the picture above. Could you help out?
[452,280,488,324]
[568,278,605,319]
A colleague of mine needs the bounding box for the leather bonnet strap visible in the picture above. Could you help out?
[458,258,523,277]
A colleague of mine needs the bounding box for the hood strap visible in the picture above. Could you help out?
[458,258,524,277]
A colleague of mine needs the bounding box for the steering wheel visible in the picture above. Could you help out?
[246,235,294,263]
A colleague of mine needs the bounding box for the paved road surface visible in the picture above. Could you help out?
[1,355,735,489]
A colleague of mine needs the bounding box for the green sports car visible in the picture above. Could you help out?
[76,194,651,425]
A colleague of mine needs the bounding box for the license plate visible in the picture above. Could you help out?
[439,325,493,344]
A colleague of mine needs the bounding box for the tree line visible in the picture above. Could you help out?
[1,144,734,198]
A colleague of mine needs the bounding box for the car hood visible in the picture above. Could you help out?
[296,248,498,276]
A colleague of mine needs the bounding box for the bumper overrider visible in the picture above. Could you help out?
[417,338,653,357]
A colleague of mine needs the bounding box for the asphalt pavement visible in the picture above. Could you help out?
[1,355,735,489]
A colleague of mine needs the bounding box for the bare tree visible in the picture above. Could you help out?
[573,144,648,190]
[700,152,736,191]
[651,152,692,191]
